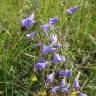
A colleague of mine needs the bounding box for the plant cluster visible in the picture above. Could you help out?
[21,6,87,96]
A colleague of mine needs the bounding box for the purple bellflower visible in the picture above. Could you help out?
[34,63,41,71]
[56,43,62,48]
[39,58,46,63]
[34,62,48,71]
[41,24,49,31]
[50,34,62,48]
[49,17,60,25]
[80,93,87,96]
[74,79,80,91]
[59,71,65,77]
[61,79,65,88]
[42,45,57,55]
[39,62,48,69]
[62,84,70,93]
[54,53,65,64]
[26,32,36,39]
[67,6,78,15]
[51,34,58,44]
[34,58,48,71]
[51,86,60,95]
[46,73,54,84]
[65,69,72,78]
[21,13,36,29]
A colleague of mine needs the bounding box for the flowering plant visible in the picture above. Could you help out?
[21,8,87,96]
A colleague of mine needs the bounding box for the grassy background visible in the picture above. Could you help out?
[0,0,96,96]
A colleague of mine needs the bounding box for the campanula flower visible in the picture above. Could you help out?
[67,6,78,15]
[26,32,36,39]
[61,79,65,88]
[41,24,49,31]
[51,86,60,95]
[51,34,58,44]
[42,45,57,55]
[65,69,72,78]
[62,84,70,93]
[56,43,62,48]
[34,63,41,71]
[39,58,46,63]
[49,17,60,25]
[46,73,54,84]
[54,53,65,64]
[74,79,80,91]
[59,71,65,77]
[39,62,48,69]
[80,93,87,96]
[61,56,65,62]
[21,13,36,29]
[34,58,48,71]
[34,62,48,71]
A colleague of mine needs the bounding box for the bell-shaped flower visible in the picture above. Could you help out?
[67,6,78,15]
[61,79,65,88]
[39,58,46,63]
[51,86,60,95]
[51,34,58,44]
[41,24,49,31]
[59,71,65,77]
[74,79,80,91]
[34,62,48,71]
[26,32,36,39]
[34,58,48,71]
[54,53,65,64]
[49,17,60,25]
[65,69,72,78]
[80,93,87,96]
[46,73,54,84]
[56,43,62,48]
[42,45,57,55]
[61,84,70,93]
[21,13,36,29]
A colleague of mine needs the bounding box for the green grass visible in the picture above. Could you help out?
[0,0,96,96]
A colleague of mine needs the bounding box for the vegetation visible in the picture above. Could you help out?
[0,0,96,96]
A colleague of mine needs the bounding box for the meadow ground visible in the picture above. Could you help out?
[0,0,96,96]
